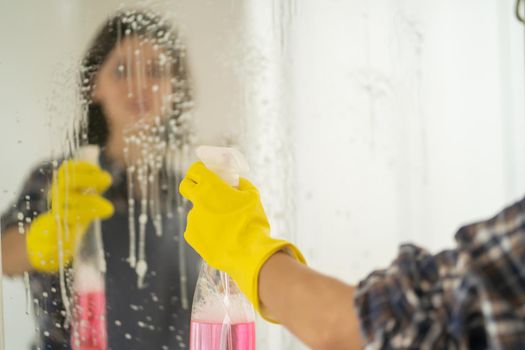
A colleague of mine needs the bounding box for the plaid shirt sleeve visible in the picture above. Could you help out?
[355,196,525,350]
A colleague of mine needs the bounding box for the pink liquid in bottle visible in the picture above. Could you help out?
[71,291,107,350]
[190,321,255,350]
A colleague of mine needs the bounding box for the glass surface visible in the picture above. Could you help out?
[0,1,524,349]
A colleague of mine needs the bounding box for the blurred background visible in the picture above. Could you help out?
[1,0,524,348]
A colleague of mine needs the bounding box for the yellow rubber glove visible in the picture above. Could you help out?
[26,161,114,273]
[179,161,306,321]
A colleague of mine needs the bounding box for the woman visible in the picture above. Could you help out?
[1,9,200,349]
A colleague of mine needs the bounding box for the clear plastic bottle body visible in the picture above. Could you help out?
[189,146,256,350]
[190,263,255,350]
[71,226,107,350]
[71,146,107,350]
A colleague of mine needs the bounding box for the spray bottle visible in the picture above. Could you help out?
[71,145,108,350]
[189,146,256,350]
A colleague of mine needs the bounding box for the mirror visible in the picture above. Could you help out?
[1,0,524,349]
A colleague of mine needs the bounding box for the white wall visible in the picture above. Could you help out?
[245,0,524,348]
[288,0,525,283]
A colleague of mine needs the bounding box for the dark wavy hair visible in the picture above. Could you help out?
[79,9,193,147]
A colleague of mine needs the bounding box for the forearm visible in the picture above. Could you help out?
[259,252,363,350]
[1,226,32,277]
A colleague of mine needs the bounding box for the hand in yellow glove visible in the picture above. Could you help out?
[26,161,114,273]
[179,161,306,321]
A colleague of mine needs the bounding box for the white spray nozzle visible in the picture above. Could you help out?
[76,145,100,166]
[196,146,249,187]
